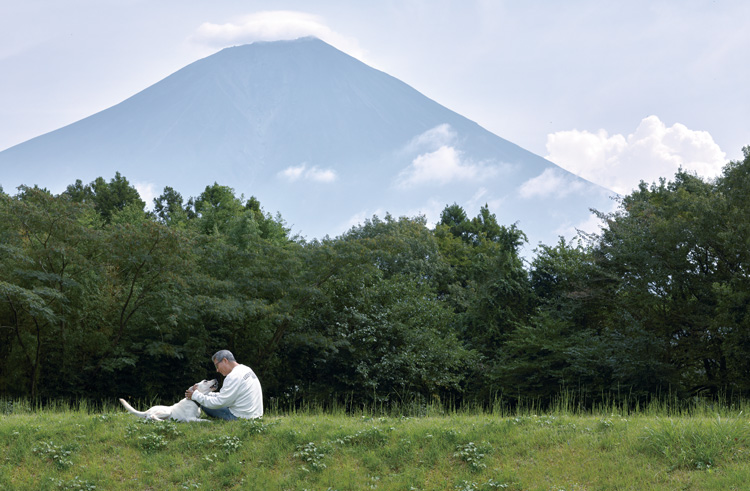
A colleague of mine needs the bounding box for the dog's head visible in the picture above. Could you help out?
[195,379,219,394]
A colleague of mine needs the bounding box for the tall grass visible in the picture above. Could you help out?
[640,414,750,471]
[6,388,749,418]
[3,395,750,490]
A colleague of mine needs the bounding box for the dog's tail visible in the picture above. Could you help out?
[119,398,148,418]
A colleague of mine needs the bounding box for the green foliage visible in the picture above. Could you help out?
[494,146,750,404]
[0,186,102,398]
[192,182,246,235]
[279,215,472,406]
[136,432,168,453]
[4,146,750,408]
[639,416,750,471]
[591,153,750,398]
[46,475,98,491]
[435,203,532,401]
[499,238,673,404]
[6,406,750,490]
[153,185,190,226]
[238,417,277,435]
[125,419,183,453]
[64,172,145,223]
[32,440,76,468]
[293,441,328,471]
[206,435,242,454]
[333,425,392,446]
[453,441,490,471]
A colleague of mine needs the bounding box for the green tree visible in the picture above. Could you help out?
[100,220,192,357]
[0,187,102,398]
[279,215,470,406]
[498,237,670,404]
[153,186,189,226]
[593,170,728,397]
[192,183,246,235]
[439,202,470,241]
[434,204,532,401]
[64,172,145,223]
[707,146,750,394]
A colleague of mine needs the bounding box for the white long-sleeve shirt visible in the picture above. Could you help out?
[192,364,263,419]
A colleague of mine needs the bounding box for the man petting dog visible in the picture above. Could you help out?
[185,349,263,420]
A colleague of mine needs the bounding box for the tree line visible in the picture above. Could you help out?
[2,147,750,409]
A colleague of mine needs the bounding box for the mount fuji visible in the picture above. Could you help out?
[0,37,614,251]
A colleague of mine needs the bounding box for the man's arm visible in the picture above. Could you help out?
[190,376,240,409]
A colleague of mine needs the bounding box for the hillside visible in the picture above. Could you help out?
[2,403,748,490]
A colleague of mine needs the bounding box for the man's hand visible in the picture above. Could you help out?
[185,384,197,400]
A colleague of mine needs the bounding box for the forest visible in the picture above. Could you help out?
[2,146,750,410]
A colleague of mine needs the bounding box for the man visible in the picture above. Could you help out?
[185,349,263,420]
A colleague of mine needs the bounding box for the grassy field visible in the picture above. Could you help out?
[2,399,750,490]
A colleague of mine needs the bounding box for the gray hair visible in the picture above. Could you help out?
[212,349,236,364]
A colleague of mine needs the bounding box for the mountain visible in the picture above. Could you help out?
[0,37,614,251]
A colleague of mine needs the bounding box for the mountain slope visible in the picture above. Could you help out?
[0,37,614,249]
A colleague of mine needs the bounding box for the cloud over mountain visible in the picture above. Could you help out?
[279,164,337,183]
[519,168,586,199]
[192,11,366,60]
[396,146,500,188]
[395,124,502,188]
[402,123,457,153]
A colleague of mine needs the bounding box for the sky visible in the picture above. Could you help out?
[1,0,748,198]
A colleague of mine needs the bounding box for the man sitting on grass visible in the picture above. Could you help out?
[185,349,263,420]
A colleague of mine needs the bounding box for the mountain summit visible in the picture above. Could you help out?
[0,37,613,248]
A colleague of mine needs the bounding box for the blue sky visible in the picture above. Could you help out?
[1,0,748,196]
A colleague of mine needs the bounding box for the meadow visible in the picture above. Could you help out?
[2,398,750,490]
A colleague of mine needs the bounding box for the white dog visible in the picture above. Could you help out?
[119,379,219,422]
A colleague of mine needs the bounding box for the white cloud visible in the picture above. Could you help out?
[545,116,727,195]
[341,208,387,232]
[518,168,585,199]
[396,146,499,188]
[280,164,305,181]
[278,163,337,183]
[402,123,457,154]
[465,187,504,214]
[396,124,507,188]
[552,201,618,243]
[306,167,337,183]
[135,181,157,210]
[466,187,489,208]
[401,198,447,229]
[192,11,366,60]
